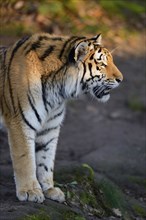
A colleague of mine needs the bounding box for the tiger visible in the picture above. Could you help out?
[0,33,123,203]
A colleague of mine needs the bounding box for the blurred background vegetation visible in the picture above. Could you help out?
[0,0,145,55]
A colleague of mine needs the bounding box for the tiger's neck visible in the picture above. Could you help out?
[43,64,82,107]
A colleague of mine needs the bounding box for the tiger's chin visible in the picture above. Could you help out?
[93,91,110,103]
[92,86,111,103]
[97,93,110,103]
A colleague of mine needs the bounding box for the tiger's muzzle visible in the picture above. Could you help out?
[93,78,122,102]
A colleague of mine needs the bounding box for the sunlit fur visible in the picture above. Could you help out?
[0,33,123,203]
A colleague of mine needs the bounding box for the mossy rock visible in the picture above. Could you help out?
[22,165,145,220]
[55,165,131,219]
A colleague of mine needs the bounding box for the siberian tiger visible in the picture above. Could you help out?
[0,33,123,203]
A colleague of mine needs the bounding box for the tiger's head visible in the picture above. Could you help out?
[69,34,123,102]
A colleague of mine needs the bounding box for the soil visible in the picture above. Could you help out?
[0,38,146,220]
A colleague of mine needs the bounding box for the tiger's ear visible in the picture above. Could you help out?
[74,41,89,62]
[92,34,102,45]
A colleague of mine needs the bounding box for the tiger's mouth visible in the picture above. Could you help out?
[93,85,110,102]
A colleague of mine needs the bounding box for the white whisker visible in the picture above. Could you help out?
[110,46,120,54]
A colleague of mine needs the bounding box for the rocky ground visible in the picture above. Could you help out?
[0,36,146,219]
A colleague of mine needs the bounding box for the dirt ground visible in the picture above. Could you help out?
[0,37,146,219]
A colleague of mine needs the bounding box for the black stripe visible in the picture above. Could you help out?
[25,35,57,55]
[25,35,47,55]
[81,62,88,91]
[25,40,41,55]
[39,36,62,41]
[23,42,31,51]
[39,36,49,41]
[69,36,86,50]
[51,37,63,41]
[7,36,30,113]
[46,100,53,109]
[48,108,64,122]
[2,50,11,112]
[74,37,86,49]
[41,77,48,113]
[80,62,86,84]
[59,36,86,60]
[36,137,57,152]
[26,73,36,105]
[2,49,7,75]
[39,45,55,61]
[27,94,42,123]
[59,83,66,98]
[98,48,102,53]
[18,100,36,131]
[97,54,102,60]
[38,126,59,136]
[0,101,4,114]
[59,36,77,59]
[93,85,105,97]
[94,59,98,65]
[88,63,93,78]
[90,53,94,60]
[72,78,78,97]
[28,88,36,106]
[3,96,11,112]
[0,46,7,52]
[38,163,48,172]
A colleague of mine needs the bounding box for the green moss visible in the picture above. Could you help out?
[82,164,95,180]
[55,166,106,217]
[128,176,146,188]
[98,179,127,215]
[55,166,144,219]
[127,99,146,112]
[63,210,85,220]
[132,204,146,217]
[23,212,51,220]
[79,190,97,207]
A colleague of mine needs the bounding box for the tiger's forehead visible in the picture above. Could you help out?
[88,45,111,63]
[93,46,112,61]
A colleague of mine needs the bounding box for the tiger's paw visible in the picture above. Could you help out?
[17,188,45,203]
[44,187,65,203]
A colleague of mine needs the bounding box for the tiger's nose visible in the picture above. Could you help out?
[112,65,123,83]
[113,71,123,83]
[115,78,122,83]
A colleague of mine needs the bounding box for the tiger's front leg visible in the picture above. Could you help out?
[36,111,65,203]
[7,119,44,203]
